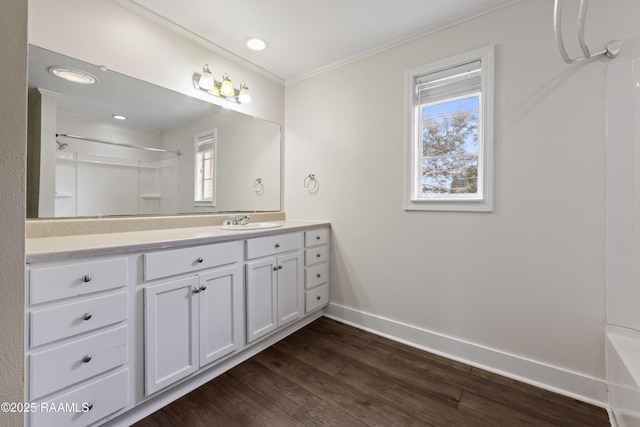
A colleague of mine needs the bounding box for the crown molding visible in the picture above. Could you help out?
[285,0,520,85]
[113,0,285,85]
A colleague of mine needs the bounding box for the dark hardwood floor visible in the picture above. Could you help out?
[134,317,610,426]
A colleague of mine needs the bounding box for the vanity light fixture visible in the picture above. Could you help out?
[48,66,97,85]
[192,65,252,104]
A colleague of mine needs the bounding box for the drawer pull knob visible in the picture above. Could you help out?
[81,275,92,283]
[275,243,280,248]
[82,313,92,321]
[316,296,321,300]
[316,235,321,240]
[317,273,322,278]
[193,287,201,294]
[82,355,92,363]
[273,265,283,270]
[200,285,207,292]
[196,257,204,264]
[316,253,321,258]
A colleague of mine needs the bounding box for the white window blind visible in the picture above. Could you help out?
[416,60,481,105]
[197,132,216,154]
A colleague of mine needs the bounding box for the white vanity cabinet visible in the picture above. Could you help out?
[26,256,130,427]
[245,232,304,343]
[142,241,243,395]
[304,228,330,313]
[26,221,331,427]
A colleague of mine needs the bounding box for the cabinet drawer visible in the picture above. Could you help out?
[305,246,328,266]
[144,241,241,281]
[246,232,303,260]
[29,325,128,400]
[305,263,329,290]
[30,258,127,305]
[304,228,329,247]
[31,369,128,427]
[305,284,329,313]
[30,291,127,348]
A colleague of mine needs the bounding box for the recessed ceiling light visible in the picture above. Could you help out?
[112,115,127,120]
[48,66,97,84]
[245,37,267,52]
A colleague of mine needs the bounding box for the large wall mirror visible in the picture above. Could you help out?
[27,45,281,219]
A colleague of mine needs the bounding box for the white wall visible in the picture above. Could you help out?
[0,0,27,425]
[28,0,284,125]
[165,112,281,213]
[284,0,640,400]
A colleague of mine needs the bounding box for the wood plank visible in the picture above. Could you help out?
[134,317,610,427]
[457,391,560,427]
[285,323,465,407]
[226,359,368,427]
[311,317,473,373]
[468,367,611,427]
[335,362,493,427]
[254,346,427,426]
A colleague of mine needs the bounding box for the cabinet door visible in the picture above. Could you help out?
[245,258,277,343]
[277,252,303,327]
[144,276,199,395]
[198,265,243,367]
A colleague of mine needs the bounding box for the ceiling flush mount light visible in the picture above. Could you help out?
[245,37,267,52]
[49,66,97,84]
[112,114,127,120]
[192,65,251,104]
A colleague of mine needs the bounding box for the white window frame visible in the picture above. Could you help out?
[405,46,494,212]
[194,129,217,206]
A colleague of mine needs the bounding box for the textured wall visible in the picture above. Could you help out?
[0,0,27,425]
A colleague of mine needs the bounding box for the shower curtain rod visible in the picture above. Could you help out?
[56,133,181,155]
[553,0,621,64]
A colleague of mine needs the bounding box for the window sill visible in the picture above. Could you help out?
[404,198,492,212]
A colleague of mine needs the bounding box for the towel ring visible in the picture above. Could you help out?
[304,174,318,193]
[254,178,264,195]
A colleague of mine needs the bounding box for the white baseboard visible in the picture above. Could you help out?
[325,302,609,408]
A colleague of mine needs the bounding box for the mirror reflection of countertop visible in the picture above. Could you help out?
[26,220,330,264]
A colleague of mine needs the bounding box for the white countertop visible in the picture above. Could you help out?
[26,220,330,263]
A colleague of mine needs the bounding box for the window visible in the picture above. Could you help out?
[194,129,217,205]
[405,46,494,212]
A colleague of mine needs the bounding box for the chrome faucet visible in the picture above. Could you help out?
[231,215,251,225]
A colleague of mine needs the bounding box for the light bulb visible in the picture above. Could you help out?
[220,73,235,97]
[238,82,251,103]
[198,64,215,90]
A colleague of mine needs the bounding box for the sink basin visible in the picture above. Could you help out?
[220,222,282,230]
